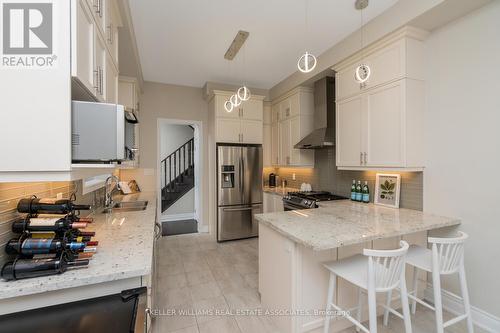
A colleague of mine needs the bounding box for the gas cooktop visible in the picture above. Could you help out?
[283,191,348,210]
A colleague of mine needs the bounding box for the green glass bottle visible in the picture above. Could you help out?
[362,181,370,203]
[350,180,356,201]
[355,181,362,202]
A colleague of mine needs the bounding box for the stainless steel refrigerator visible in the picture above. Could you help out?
[217,144,262,242]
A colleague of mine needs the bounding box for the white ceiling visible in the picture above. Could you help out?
[129,0,399,89]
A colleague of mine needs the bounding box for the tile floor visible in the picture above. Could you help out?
[152,233,486,333]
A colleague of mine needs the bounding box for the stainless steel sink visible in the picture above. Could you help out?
[102,200,148,213]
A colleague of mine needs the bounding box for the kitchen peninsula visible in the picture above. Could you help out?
[256,200,461,333]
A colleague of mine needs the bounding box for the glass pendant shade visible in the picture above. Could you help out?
[224,100,234,112]
[237,86,251,101]
[230,94,241,107]
[297,52,317,73]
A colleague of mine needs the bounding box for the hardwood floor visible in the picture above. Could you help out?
[152,234,485,333]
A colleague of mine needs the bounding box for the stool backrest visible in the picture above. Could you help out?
[364,241,409,292]
[428,231,468,275]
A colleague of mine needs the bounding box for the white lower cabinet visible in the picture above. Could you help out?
[263,192,284,213]
[336,79,424,169]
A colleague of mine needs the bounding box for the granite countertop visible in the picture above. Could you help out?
[263,186,299,196]
[0,191,157,300]
[255,200,461,251]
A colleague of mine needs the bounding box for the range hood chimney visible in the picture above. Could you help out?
[294,77,335,149]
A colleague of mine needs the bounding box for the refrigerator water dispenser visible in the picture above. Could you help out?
[221,165,235,188]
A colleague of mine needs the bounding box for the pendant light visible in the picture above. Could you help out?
[224,100,234,113]
[297,0,317,73]
[230,93,242,107]
[354,0,371,84]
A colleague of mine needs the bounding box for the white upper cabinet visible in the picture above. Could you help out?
[270,105,280,166]
[105,0,120,66]
[335,27,427,102]
[71,0,121,101]
[94,29,107,101]
[118,77,140,111]
[336,95,363,167]
[211,91,265,144]
[334,27,428,170]
[272,87,314,167]
[72,0,95,94]
[88,0,105,36]
[263,104,272,167]
[105,54,118,103]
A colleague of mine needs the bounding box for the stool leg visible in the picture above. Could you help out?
[400,276,413,333]
[367,285,378,333]
[411,267,419,314]
[431,269,444,333]
[324,273,336,333]
[458,265,474,333]
[383,289,392,326]
[356,287,363,332]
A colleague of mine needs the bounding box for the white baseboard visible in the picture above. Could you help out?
[424,283,500,333]
[160,212,195,222]
[198,224,209,233]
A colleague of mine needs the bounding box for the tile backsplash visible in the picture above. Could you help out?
[264,147,423,211]
[0,181,105,268]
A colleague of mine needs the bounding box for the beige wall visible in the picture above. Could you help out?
[424,1,500,319]
[138,81,209,229]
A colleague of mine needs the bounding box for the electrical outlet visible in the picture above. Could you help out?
[56,192,64,199]
[292,173,296,180]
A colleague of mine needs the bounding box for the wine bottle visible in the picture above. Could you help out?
[355,181,363,202]
[17,198,91,214]
[350,180,357,201]
[11,216,87,233]
[37,214,94,223]
[28,230,95,243]
[1,257,89,281]
[362,181,370,203]
[5,238,86,256]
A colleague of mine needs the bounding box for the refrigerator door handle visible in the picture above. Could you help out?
[222,205,260,212]
[240,149,245,203]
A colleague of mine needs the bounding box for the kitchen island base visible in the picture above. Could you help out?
[259,224,428,333]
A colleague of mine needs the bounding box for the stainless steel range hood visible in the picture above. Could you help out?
[294,77,335,149]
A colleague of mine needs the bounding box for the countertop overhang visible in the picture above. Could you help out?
[0,192,157,300]
[255,200,461,251]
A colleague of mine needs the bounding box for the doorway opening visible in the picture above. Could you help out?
[157,119,202,236]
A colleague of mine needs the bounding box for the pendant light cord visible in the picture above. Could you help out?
[305,0,309,52]
[360,3,365,62]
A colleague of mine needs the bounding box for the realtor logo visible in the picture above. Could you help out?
[1,2,56,68]
[3,3,52,54]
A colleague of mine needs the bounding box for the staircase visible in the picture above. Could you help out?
[161,138,195,213]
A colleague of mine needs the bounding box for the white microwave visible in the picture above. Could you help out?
[71,101,138,162]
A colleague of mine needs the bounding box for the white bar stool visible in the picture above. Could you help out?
[384,231,473,333]
[323,241,412,333]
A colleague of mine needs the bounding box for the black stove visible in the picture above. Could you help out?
[282,191,348,210]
